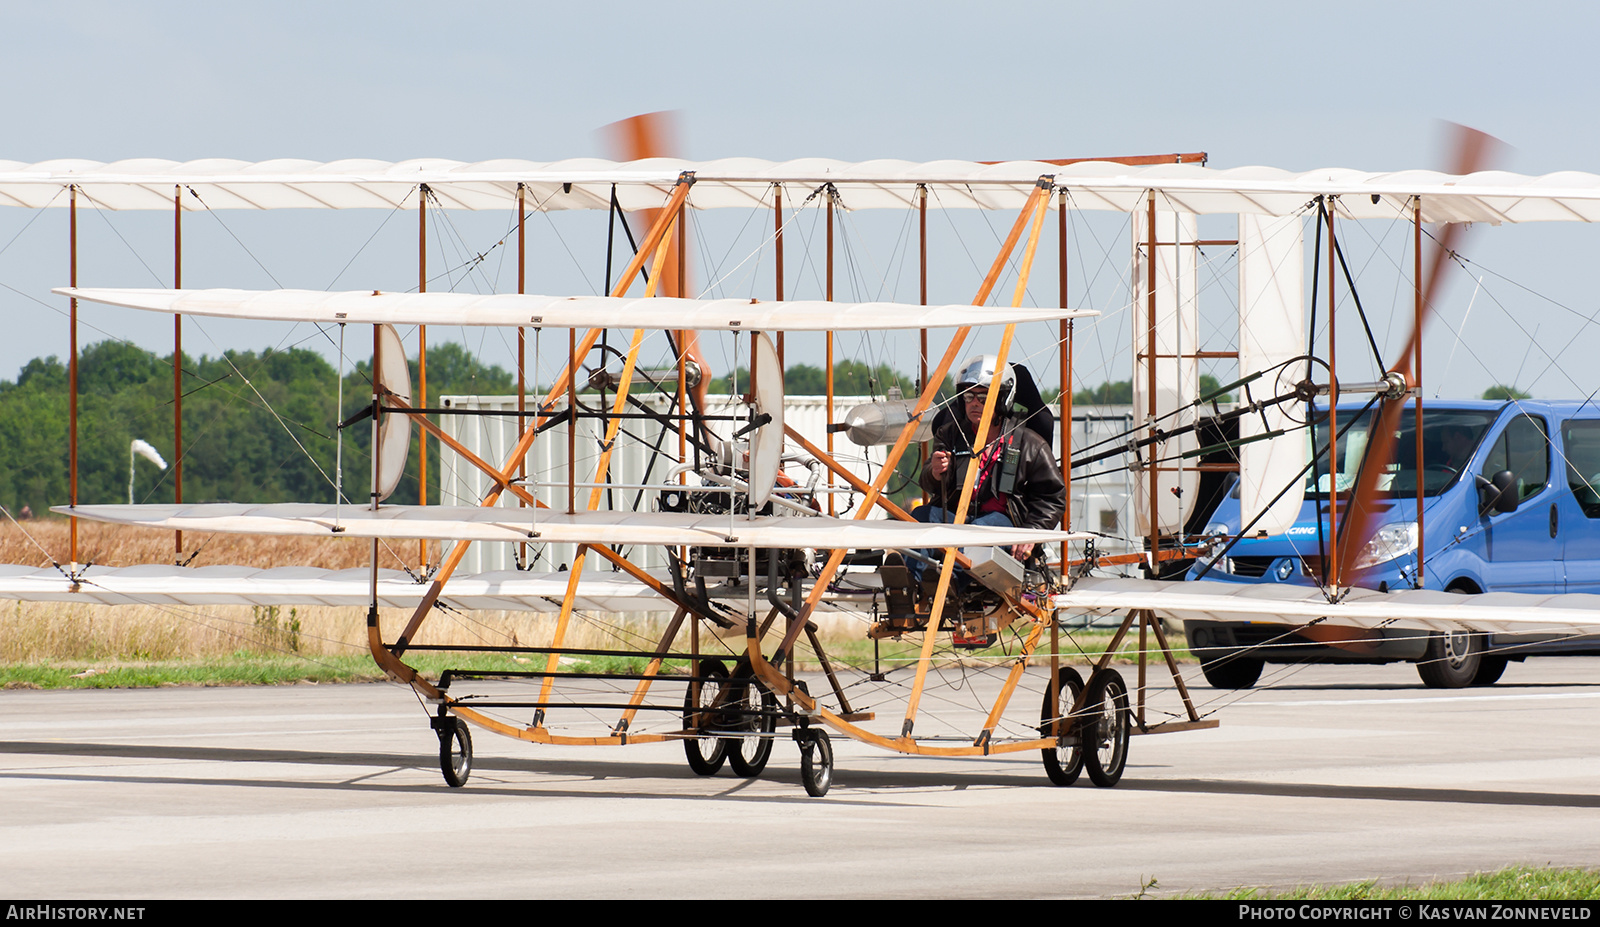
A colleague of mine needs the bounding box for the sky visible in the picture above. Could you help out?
[3,0,1599,400]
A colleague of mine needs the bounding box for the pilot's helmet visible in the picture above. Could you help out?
[955,354,1016,410]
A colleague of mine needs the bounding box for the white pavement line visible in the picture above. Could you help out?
[1239,690,1600,708]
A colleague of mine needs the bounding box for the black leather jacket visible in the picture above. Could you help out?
[919,415,1066,531]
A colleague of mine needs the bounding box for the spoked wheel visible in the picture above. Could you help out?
[438,716,473,788]
[1081,668,1130,788]
[684,659,729,776]
[724,679,777,778]
[1039,666,1086,786]
[798,729,833,797]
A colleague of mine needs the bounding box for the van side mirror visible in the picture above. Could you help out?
[1478,469,1519,515]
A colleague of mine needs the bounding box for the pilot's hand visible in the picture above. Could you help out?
[930,450,950,479]
[1012,543,1034,562]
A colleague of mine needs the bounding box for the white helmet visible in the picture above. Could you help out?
[955,354,1016,410]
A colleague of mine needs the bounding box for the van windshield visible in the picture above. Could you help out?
[1307,408,1497,497]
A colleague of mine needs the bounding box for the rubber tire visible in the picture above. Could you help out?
[684,660,729,775]
[1200,655,1264,689]
[439,716,472,788]
[1473,656,1509,686]
[1040,666,1086,786]
[1082,669,1131,788]
[800,730,833,797]
[724,680,777,777]
[1417,630,1483,689]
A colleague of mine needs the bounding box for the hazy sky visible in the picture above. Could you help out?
[3,0,1599,399]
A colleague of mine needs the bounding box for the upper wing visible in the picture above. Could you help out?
[8,158,1600,222]
[56,503,1089,550]
[1053,576,1600,635]
[54,288,1096,332]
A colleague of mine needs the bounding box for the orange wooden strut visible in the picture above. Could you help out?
[370,178,695,689]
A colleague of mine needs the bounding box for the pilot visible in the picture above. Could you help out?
[904,353,1066,583]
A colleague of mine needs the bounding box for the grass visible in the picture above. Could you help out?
[1187,866,1600,900]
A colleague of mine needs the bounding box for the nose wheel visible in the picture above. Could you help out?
[796,728,834,797]
[435,715,473,788]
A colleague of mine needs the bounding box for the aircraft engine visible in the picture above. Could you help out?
[836,389,934,446]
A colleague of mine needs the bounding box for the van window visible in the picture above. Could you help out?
[1306,408,1494,497]
[1481,414,1550,502]
[1563,419,1600,518]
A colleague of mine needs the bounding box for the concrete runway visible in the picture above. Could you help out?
[3,656,1598,899]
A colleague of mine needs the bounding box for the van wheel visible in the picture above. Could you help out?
[1200,655,1263,689]
[1418,630,1482,688]
[1472,656,1508,686]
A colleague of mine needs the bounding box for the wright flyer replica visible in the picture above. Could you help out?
[12,142,1600,794]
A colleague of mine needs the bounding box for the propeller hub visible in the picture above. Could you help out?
[1380,371,1410,400]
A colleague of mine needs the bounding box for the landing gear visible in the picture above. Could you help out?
[1040,666,1086,786]
[436,715,473,788]
[797,728,833,797]
[684,659,729,775]
[1082,669,1130,787]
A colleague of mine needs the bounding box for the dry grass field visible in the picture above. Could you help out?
[0,515,1158,687]
[0,516,684,666]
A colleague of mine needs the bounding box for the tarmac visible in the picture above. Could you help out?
[2,656,1597,898]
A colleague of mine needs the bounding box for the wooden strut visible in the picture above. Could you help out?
[367,175,696,700]
[1077,609,1214,735]
[418,184,429,573]
[173,186,184,563]
[68,186,78,566]
[738,178,1067,757]
[427,179,1069,756]
[516,184,527,569]
[372,172,1201,757]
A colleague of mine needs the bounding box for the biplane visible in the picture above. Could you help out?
[9,138,1600,796]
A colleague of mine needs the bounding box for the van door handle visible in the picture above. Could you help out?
[1551,503,1559,538]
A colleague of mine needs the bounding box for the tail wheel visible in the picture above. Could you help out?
[438,716,473,789]
[683,659,729,775]
[1039,666,1086,786]
[724,680,777,777]
[1082,669,1130,788]
[799,729,833,797]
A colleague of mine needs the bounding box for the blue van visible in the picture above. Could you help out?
[1184,399,1600,688]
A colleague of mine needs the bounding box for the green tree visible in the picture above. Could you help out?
[1067,375,1233,405]
[1483,384,1531,401]
[0,339,516,514]
[1073,379,1132,405]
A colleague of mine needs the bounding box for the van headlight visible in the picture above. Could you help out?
[1352,522,1418,570]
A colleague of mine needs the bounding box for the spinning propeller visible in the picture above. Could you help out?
[1332,123,1503,589]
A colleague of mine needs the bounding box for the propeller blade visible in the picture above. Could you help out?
[1332,124,1501,586]
[602,112,717,447]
